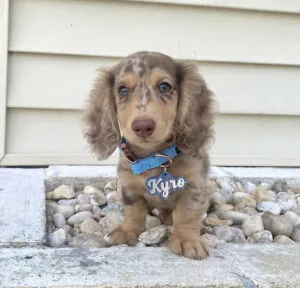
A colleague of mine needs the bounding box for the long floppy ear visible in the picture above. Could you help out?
[174,62,215,158]
[83,68,121,160]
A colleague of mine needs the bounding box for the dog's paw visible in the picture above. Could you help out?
[104,225,139,247]
[170,233,209,260]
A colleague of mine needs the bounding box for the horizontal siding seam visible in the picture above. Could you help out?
[7,49,300,67]
[124,0,300,14]
[5,106,300,117]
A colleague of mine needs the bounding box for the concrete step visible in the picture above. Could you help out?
[1,166,300,288]
[1,244,300,288]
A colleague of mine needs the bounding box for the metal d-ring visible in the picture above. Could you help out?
[154,153,173,168]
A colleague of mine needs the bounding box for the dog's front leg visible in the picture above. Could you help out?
[106,192,147,247]
[170,187,210,260]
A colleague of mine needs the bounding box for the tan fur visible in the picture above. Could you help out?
[119,73,139,89]
[83,51,215,259]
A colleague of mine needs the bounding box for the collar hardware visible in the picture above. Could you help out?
[154,153,172,168]
[120,142,137,164]
[118,137,179,175]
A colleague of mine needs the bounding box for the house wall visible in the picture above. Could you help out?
[1,0,300,166]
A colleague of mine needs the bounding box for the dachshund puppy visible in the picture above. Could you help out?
[83,51,214,259]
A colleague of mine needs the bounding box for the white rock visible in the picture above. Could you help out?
[262,213,293,237]
[205,214,233,227]
[214,204,234,212]
[53,213,66,228]
[233,193,256,210]
[240,207,260,216]
[216,211,248,225]
[233,192,248,202]
[138,225,168,245]
[83,185,103,195]
[79,218,103,236]
[69,233,106,248]
[292,204,300,216]
[135,242,146,247]
[216,178,234,203]
[202,226,213,234]
[67,211,92,226]
[106,191,122,204]
[57,199,78,206]
[211,192,227,205]
[75,191,83,198]
[247,230,273,243]
[216,178,235,193]
[257,182,273,191]
[145,215,161,230]
[74,204,93,213]
[254,189,276,203]
[62,225,74,236]
[235,182,245,193]
[48,228,67,247]
[99,211,124,235]
[291,226,300,242]
[46,201,58,217]
[284,211,300,227]
[54,205,75,219]
[277,192,292,198]
[91,191,107,206]
[244,181,256,194]
[100,203,123,216]
[213,226,246,243]
[200,233,225,249]
[46,185,75,200]
[257,201,281,215]
[104,180,118,193]
[77,194,91,205]
[278,197,297,214]
[274,235,296,244]
[242,215,264,237]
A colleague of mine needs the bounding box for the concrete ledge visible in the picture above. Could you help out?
[45,166,117,191]
[45,166,300,190]
[1,244,300,288]
[0,168,46,246]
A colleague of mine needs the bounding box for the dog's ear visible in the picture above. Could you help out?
[83,68,121,160]
[174,62,214,158]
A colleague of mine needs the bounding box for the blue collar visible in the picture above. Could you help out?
[118,137,179,175]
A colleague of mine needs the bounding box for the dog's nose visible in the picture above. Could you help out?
[132,119,156,138]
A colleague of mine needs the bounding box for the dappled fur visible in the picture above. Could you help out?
[83,51,215,260]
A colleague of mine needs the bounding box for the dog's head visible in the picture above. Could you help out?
[83,51,214,159]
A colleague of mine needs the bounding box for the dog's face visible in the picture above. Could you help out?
[113,53,179,148]
[83,51,214,159]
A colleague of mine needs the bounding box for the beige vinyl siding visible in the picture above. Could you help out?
[7,53,300,115]
[1,0,300,166]
[0,0,9,161]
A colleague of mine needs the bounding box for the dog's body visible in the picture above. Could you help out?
[83,51,214,259]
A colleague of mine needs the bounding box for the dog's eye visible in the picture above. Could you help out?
[118,86,129,97]
[159,82,171,93]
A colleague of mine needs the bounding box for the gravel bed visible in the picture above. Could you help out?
[46,178,300,248]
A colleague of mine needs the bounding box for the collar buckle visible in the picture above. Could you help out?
[154,153,173,168]
[120,143,138,164]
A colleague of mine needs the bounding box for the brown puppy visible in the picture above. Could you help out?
[83,51,214,259]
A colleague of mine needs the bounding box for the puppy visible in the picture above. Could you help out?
[83,51,214,259]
